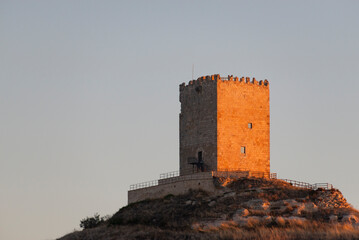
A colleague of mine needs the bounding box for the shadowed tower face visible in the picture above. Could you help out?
[179,74,270,176]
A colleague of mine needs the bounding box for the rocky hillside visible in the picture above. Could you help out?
[58,178,359,240]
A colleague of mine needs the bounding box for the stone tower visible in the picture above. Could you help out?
[179,74,270,176]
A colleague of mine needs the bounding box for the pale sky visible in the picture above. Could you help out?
[1,1,359,240]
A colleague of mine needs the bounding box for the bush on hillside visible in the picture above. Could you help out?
[80,213,106,229]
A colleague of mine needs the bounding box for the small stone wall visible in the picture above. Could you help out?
[128,172,218,204]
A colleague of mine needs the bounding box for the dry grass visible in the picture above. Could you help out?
[58,223,359,240]
[214,223,359,240]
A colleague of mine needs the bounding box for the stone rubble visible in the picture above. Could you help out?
[192,180,358,230]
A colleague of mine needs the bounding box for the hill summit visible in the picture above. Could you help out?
[58,177,359,240]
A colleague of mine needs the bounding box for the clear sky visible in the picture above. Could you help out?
[1,1,359,239]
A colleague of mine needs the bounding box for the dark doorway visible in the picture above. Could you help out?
[198,151,203,163]
[198,151,204,171]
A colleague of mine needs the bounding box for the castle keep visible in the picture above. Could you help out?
[180,74,270,176]
[128,74,270,204]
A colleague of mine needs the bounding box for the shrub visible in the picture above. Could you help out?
[164,194,175,200]
[80,213,104,229]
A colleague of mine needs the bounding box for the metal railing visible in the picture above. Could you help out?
[270,173,277,179]
[281,179,313,189]
[130,171,213,191]
[129,179,158,191]
[312,183,333,190]
[180,167,211,176]
[281,179,333,190]
[159,172,212,185]
[215,168,272,178]
[129,170,333,191]
[159,170,179,179]
[130,169,275,191]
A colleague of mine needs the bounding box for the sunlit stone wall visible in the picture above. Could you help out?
[179,74,270,176]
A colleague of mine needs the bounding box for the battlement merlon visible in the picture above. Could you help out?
[179,74,269,91]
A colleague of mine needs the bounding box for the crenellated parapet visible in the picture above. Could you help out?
[179,74,269,91]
